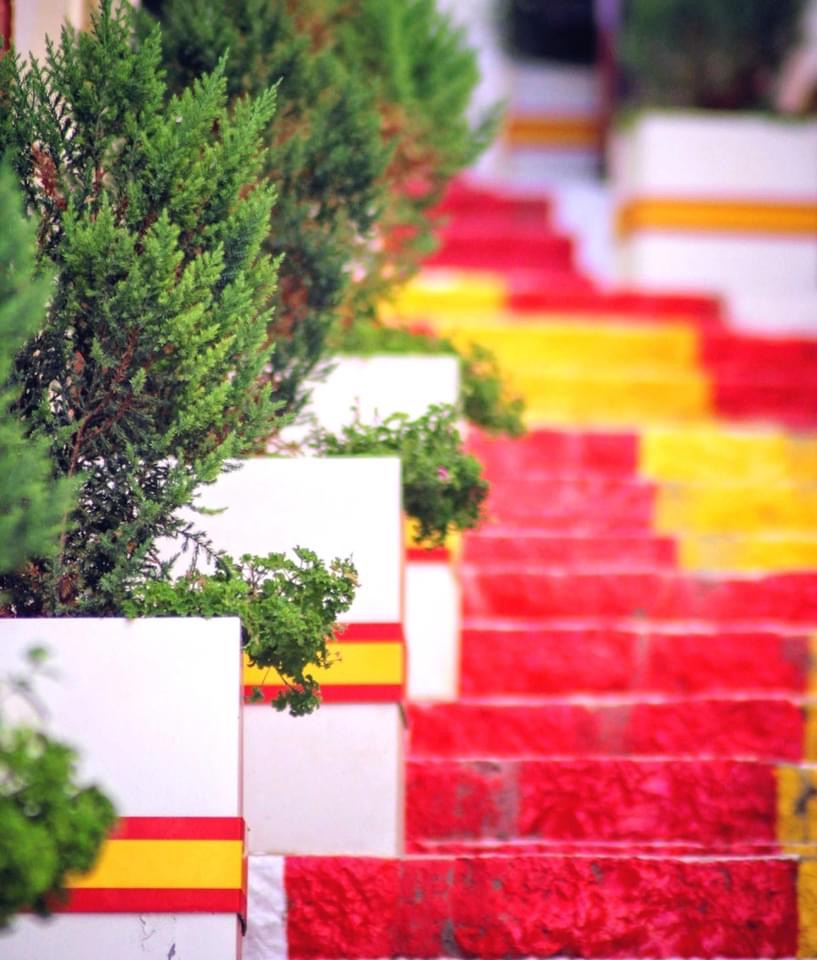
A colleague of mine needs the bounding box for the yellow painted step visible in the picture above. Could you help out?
[656,484,817,534]
[389,273,505,315]
[522,373,711,425]
[642,426,817,483]
[678,535,817,573]
[432,321,702,369]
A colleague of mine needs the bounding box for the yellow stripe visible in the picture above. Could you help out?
[799,860,817,957]
[618,198,817,236]
[243,642,403,688]
[678,536,817,573]
[655,485,817,535]
[504,114,599,149]
[809,637,817,698]
[388,274,505,316]
[68,840,243,890]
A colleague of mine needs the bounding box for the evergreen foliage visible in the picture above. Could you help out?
[331,0,500,302]
[0,170,116,929]
[151,0,388,416]
[0,164,74,574]
[0,2,281,613]
[621,0,805,109]
[309,405,489,546]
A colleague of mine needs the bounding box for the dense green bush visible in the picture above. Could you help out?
[150,0,388,416]
[621,0,805,109]
[0,164,115,930]
[309,405,489,546]
[122,549,357,716]
[0,2,279,613]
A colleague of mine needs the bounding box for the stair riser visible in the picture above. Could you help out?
[285,856,797,959]
[462,535,677,567]
[407,759,778,846]
[408,701,804,761]
[462,571,817,623]
[460,628,811,696]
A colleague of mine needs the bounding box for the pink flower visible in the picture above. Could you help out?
[437,466,450,481]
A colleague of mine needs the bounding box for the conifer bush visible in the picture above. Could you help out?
[0,164,116,929]
[0,2,358,714]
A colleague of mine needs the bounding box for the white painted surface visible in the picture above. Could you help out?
[245,857,287,960]
[244,703,404,856]
[509,61,599,115]
[622,234,817,298]
[406,561,460,701]
[305,355,460,433]
[0,618,243,960]
[1,914,241,960]
[177,457,402,624]
[615,112,817,200]
[0,618,242,814]
[726,293,817,335]
[13,0,88,64]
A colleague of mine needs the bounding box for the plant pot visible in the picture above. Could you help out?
[177,456,405,858]
[0,617,244,959]
[612,110,817,333]
[303,355,463,702]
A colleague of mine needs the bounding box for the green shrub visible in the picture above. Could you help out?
[122,549,357,717]
[621,0,805,110]
[0,168,115,930]
[0,1,280,613]
[309,405,489,546]
[150,0,388,417]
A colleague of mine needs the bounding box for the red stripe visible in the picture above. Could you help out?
[334,622,404,642]
[109,817,244,841]
[407,547,451,563]
[245,684,403,704]
[54,888,244,913]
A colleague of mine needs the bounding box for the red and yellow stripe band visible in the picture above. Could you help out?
[504,114,600,149]
[58,817,245,913]
[243,622,405,704]
[617,197,817,237]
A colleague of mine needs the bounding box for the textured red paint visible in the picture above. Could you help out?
[435,183,552,220]
[408,698,803,761]
[285,855,797,958]
[427,231,575,271]
[466,428,640,478]
[462,533,676,567]
[407,758,778,847]
[508,287,723,325]
[461,569,817,623]
[460,625,638,695]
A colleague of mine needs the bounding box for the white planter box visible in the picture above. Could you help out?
[290,355,463,704]
[612,111,817,333]
[177,457,405,859]
[0,617,243,960]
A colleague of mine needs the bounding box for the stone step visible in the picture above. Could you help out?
[461,569,817,624]
[462,533,676,567]
[407,699,804,761]
[406,758,781,848]
[284,854,799,958]
[459,624,811,697]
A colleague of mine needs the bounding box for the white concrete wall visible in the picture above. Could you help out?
[13,0,90,64]
[0,618,243,960]
[405,560,461,701]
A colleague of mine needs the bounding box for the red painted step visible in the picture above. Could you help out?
[435,182,552,221]
[428,230,575,272]
[286,855,797,958]
[461,569,817,624]
[466,428,640,477]
[407,699,803,761]
[460,625,811,696]
[406,758,778,848]
[462,533,677,567]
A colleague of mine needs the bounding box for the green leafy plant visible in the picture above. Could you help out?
[336,320,526,437]
[331,0,501,304]
[150,0,388,417]
[122,549,357,716]
[0,1,281,613]
[0,168,116,929]
[309,404,489,546]
[620,0,805,110]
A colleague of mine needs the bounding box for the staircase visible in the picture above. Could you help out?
[283,183,817,958]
